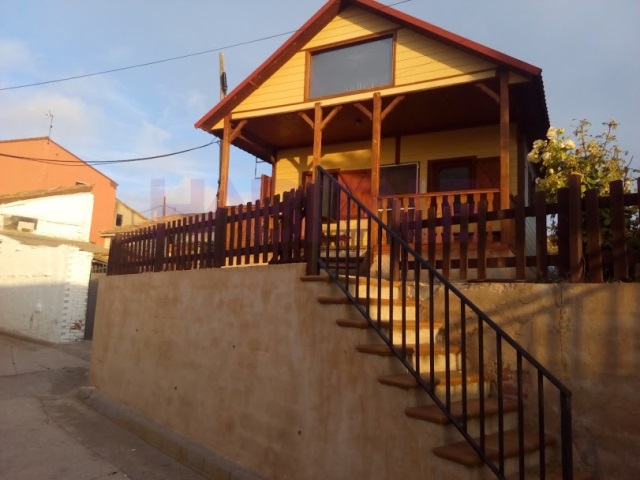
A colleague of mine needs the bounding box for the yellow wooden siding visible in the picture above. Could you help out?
[275,139,395,195]
[233,6,497,117]
[303,6,398,49]
[395,29,494,86]
[275,125,519,197]
[235,52,306,112]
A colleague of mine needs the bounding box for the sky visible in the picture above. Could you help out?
[1,0,638,217]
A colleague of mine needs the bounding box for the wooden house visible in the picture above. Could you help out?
[195,0,548,232]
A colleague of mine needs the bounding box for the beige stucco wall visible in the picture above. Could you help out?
[91,266,640,480]
[91,265,477,480]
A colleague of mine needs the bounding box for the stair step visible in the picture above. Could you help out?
[317,296,366,305]
[378,371,481,390]
[356,343,416,356]
[432,430,555,467]
[336,318,370,329]
[405,398,518,425]
[299,275,330,282]
[505,466,594,480]
[357,343,457,357]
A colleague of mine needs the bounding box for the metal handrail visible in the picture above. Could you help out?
[311,166,573,480]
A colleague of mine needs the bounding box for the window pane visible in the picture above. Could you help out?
[380,164,418,196]
[436,165,473,191]
[310,37,393,98]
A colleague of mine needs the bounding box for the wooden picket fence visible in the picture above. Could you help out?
[106,185,311,275]
[107,175,639,282]
[389,175,640,282]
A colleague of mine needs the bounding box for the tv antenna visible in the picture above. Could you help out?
[45,110,54,141]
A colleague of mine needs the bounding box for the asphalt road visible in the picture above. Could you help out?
[0,333,207,480]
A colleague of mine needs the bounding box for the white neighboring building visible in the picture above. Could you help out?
[0,186,107,343]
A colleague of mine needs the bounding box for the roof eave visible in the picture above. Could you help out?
[194,0,346,133]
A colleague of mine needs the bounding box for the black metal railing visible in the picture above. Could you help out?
[308,166,573,480]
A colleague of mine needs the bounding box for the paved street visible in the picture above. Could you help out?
[0,334,206,480]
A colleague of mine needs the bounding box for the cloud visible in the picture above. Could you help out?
[0,38,36,77]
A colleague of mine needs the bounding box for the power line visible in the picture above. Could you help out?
[0,140,218,166]
[0,0,412,92]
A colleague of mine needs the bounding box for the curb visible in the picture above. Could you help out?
[78,386,266,480]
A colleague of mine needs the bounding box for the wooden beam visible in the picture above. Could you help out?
[229,119,247,142]
[476,83,500,104]
[321,105,342,130]
[271,160,277,199]
[217,115,232,208]
[381,95,405,121]
[312,102,323,183]
[499,70,510,210]
[371,92,383,201]
[353,102,373,122]
[299,111,314,129]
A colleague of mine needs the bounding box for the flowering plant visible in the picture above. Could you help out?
[528,119,635,202]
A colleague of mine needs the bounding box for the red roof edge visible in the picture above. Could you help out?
[354,0,542,76]
[194,0,345,132]
[195,0,544,133]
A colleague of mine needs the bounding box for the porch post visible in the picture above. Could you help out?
[499,69,510,209]
[299,102,342,183]
[270,160,278,200]
[217,116,247,208]
[217,115,232,208]
[312,102,323,183]
[371,92,382,203]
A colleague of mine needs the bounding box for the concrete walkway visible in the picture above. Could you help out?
[0,334,206,480]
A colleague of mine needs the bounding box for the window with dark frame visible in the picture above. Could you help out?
[428,157,501,214]
[309,35,394,98]
[380,163,418,196]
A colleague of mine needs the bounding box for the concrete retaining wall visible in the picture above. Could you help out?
[90,264,640,480]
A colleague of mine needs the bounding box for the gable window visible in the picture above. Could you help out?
[309,35,394,98]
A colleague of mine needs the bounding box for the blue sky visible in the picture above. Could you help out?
[1,0,638,217]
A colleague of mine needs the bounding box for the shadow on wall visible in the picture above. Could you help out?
[448,282,640,479]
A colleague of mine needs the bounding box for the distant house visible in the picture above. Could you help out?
[0,186,107,342]
[0,137,118,246]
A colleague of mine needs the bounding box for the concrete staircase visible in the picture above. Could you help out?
[302,273,566,480]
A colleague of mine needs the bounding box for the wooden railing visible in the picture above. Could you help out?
[391,176,640,282]
[107,185,310,275]
[107,176,639,283]
[378,189,500,245]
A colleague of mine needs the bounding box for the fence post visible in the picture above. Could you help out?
[568,174,583,282]
[106,234,121,275]
[610,179,628,280]
[584,189,603,283]
[389,198,402,278]
[306,179,322,275]
[154,223,166,272]
[514,193,526,280]
[557,187,570,278]
[213,206,228,268]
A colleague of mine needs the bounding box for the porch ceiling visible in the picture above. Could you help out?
[224,80,545,162]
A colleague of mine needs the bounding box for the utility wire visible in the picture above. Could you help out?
[0,0,412,91]
[0,139,218,166]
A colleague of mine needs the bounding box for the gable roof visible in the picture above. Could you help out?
[0,184,94,205]
[0,137,118,187]
[195,0,545,133]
